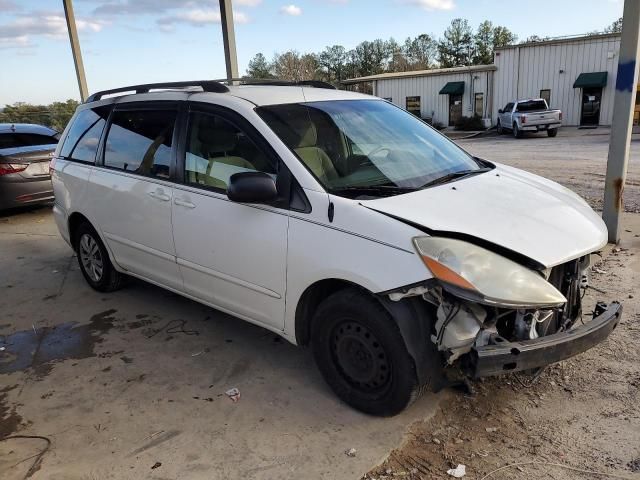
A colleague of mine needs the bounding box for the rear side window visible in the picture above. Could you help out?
[17,133,58,146]
[0,133,57,149]
[61,106,111,163]
[516,100,547,112]
[0,133,21,149]
[104,109,176,179]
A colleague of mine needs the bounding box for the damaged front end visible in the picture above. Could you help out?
[389,237,622,378]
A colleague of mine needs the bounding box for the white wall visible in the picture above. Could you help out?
[375,68,494,126]
[493,35,621,126]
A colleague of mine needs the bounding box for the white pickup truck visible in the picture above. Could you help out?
[497,99,562,138]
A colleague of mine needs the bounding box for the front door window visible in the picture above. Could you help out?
[184,112,276,191]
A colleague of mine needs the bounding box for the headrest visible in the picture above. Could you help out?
[295,122,317,148]
[198,121,238,153]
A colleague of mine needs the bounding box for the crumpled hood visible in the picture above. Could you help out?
[363,163,607,268]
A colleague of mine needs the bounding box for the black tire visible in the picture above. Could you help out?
[496,121,503,135]
[311,289,426,416]
[547,128,558,137]
[513,122,522,138]
[74,222,124,292]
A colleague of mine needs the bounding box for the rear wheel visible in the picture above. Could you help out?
[513,122,523,138]
[75,223,124,292]
[311,289,427,416]
[547,128,558,137]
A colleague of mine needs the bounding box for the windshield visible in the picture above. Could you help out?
[256,100,481,198]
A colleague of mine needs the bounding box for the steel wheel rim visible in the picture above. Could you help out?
[79,233,103,283]
[330,320,392,393]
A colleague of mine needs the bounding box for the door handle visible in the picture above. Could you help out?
[174,198,196,209]
[148,189,171,202]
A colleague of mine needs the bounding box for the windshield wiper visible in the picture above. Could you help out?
[419,167,492,189]
[329,185,417,198]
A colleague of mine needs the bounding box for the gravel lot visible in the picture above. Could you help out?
[1,129,639,479]
[458,129,640,213]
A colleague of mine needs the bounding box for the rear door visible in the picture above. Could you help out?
[171,104,289,330]
[88,103,182,290]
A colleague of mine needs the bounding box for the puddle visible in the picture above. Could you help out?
[0,309,117,378]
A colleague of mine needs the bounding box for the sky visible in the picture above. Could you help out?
[0,0,624,105]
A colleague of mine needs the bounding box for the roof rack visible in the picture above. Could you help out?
[85,78,336,103]
[214,78,336,89]
[85,80,230,102]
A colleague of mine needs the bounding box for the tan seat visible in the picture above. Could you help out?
[191,119,256,189]
[293,123,339,184]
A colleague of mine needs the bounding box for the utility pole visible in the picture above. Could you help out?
[603,0,640,243]
[219,0,239,83]
[62,0,89,101]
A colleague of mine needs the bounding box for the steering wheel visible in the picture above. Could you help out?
[367,145,391,158]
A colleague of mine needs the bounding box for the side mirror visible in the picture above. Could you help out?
[227,171,278,204]
[498,109,503,114]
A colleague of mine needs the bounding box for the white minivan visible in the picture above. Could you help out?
[51,80,621,416]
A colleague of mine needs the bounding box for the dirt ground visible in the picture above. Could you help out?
[458,129,640,213]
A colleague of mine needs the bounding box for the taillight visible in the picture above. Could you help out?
[559,112,563,121]
[521,115,527,124]
[49,157,57,175]
[0,163,28,176]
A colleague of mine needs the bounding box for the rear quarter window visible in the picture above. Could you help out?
[103,109,177,179]
[60,106,111,163]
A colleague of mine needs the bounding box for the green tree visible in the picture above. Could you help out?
[438,18,474,68]
[492,25,517,49]
[524,35,549,43]
[605,17,622,33]
[473,20,494,65]
[273,51,318,81]
[317,45,347,83]
[49,99,79,131]
[473,22,517,65]
[352,39,390,77]
[0,99,79,131]
[404,34,437,70]
[246,53,273,79]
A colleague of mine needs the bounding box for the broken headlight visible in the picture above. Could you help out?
[413,237,566,308]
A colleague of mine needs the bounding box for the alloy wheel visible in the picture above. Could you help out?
[79,233,104,283]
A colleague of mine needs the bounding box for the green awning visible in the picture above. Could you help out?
[439,81,465,95]
[573,72,608,88]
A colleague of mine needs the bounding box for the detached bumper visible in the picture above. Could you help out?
[469,302,622,378]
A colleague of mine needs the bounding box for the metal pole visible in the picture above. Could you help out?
[62,0,88,101]
[603,0,640,243]
[219,0,239,82]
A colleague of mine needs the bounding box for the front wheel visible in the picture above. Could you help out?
[75,223,124,292]
[496,121,503,135]
[547,128,558,137]
[311,289,428,416]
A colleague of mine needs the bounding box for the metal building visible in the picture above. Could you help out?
[344,64,496,128]
[344,33,636,128]
[493,33,621,126]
